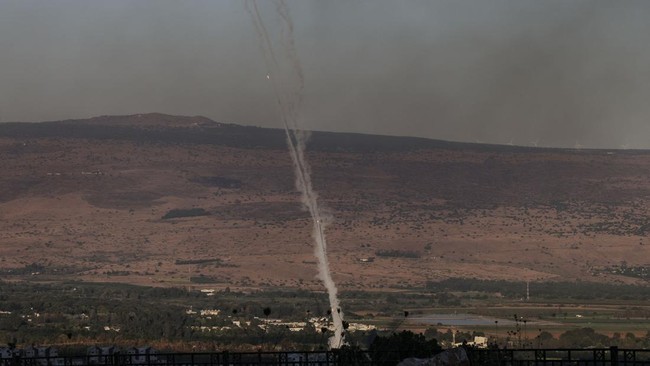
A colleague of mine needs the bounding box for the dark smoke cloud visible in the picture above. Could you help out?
[0,0,649,148]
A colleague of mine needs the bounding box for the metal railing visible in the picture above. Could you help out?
[468,347,650,366]
[2,347,650,366]
[0,351,362,366]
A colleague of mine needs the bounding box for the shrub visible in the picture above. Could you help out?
[369,331,441,366]
[375,250,421,259]
[162,208,209,219]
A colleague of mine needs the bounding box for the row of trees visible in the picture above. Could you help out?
[537,328,650,349]
[425,278,650,300]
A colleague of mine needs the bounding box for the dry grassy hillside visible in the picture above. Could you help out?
[1,113,650,290]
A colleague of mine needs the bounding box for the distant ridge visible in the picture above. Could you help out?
[0,113,567,153]
[63,113,224,128]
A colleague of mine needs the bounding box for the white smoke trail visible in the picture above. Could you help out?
[244,0,345,348]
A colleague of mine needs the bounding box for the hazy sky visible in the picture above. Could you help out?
[1,0,649,148]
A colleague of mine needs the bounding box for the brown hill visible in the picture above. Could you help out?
[1,113,649,290]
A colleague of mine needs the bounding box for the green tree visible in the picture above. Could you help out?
[369,331,441,366]
[558,328,608,348]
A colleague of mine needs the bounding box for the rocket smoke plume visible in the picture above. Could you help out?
[244,0,345,348]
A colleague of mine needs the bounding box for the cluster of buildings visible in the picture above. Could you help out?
[184,307,376,334]
[452,336,489,349]
[0,346,64,365]
[87,346,159,364]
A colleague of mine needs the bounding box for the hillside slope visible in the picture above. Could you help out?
[1,113,649,290]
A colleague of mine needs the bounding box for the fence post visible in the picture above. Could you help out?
[610,346,618,366]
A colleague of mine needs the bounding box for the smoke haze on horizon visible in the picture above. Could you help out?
[0,0,649,149]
